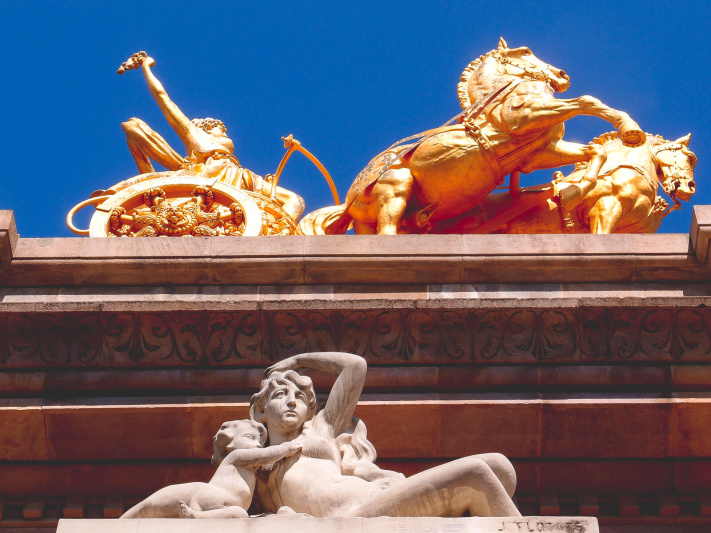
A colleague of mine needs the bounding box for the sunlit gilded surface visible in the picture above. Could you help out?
[300,38,695,235]
[68,44,696,237]
[67,52,307,237]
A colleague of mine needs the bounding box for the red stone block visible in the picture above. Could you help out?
[43,403,192,461]
[0,401,49,461]
[577,492,599,516]
[699,492,711,516]
[618,493,639,516]
[0,462,211,498]
[536,460,674,493]
[63,495,85,518]
[103,497,124,518]
[669,398,711,457]
[355,402,442,458]
[540,400,671,459]
[539,493,560,515]
[22,496,44,519]
[658,493,679,516]
[674,459,711,492]
[438,401,541,459]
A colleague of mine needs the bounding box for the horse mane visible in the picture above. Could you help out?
[574,131,662,171]
[589,131,664,146]
[458,50,499,109]
[589,131,695,214]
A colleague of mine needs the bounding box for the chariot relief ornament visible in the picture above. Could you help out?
[68,41,696,237]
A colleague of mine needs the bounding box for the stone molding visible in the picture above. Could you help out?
[5,395,711,462]
[10,494,711,530]
[56,516,600,533]
[691,205,711,264]
[2,206,711,286]
[0,211,17,272]
[57,515,600,533]
[14,492,711,531]
[3,282,711,314]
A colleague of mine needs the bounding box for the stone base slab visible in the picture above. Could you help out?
[57,516,599,533]
[2,208,711,287]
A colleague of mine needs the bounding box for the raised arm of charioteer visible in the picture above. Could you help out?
[118,52,194,148]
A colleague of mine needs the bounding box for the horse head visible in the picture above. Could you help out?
[494,37,571,93]
[458,38,571,109]
[654,134,697,203]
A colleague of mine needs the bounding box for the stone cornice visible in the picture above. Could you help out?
[0,211,17,272]
[1,207,711,287]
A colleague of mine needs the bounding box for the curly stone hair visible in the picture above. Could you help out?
[249,371,318,428]
[250,369,379,475]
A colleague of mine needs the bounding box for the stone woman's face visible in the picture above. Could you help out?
[264,380,309,433]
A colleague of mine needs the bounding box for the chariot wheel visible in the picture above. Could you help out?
[68,176,264,237]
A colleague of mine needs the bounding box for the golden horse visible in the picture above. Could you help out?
[301,38,646,235]
[431,132,697,234]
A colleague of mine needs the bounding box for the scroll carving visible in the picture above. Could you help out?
[502,310,576,361]
[2,308,711,368]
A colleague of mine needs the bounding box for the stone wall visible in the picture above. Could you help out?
[2,208,711,532]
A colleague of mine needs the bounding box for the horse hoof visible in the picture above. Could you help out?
[618,122,646,147]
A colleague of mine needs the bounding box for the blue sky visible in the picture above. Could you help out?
[1,0,708,236]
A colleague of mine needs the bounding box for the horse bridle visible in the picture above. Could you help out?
[495,55,553,85]
[652,144,695,212]
[655,144,696,180]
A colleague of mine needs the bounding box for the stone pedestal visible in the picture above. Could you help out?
[57,516,599,533]
[3,207,711,532]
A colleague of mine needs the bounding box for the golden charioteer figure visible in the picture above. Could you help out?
[67,41,696,237]
[67,52,338,238]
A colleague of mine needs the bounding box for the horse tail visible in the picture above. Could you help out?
[299,204,350,235]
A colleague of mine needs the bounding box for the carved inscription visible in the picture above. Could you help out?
[498,519,588,532]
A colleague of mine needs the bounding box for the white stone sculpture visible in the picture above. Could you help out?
[249,352,521,518]
[121,352,521,519]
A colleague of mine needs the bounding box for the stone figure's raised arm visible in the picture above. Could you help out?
[265,352,367,437]
[118,52,195,149]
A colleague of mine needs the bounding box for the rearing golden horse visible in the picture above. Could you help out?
[431,132,697,235]
[301,38,646,235]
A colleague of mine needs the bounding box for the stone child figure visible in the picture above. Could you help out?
[117,51,304,220]
[120,420,302,519]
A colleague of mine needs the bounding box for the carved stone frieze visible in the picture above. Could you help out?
[1,307,710,368]
[578,308,711,361]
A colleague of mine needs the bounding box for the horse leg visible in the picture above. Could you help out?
[518,139,606,211]
[587,197,623,234]
[353,220,377,235]
[371,167,414,235]
[502,95,642,141]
